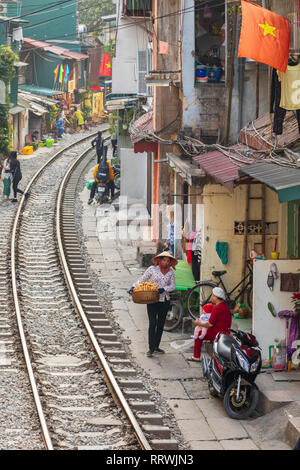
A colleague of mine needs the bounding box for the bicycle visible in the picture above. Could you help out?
[186,260,253,320]
[164,292,185,332]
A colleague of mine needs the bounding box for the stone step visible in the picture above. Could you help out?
[286,417,300,448]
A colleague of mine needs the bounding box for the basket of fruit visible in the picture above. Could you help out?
[132,282,159,304]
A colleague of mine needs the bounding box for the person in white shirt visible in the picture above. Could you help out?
[130,252,177,357]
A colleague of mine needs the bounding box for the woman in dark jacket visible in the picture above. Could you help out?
[9,151,28,202]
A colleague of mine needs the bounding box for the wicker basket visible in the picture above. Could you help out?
[132,290,159,304]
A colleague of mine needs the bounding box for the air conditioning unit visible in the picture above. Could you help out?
[0,3,7,15]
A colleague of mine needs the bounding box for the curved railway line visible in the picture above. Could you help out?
[6,133,179,450]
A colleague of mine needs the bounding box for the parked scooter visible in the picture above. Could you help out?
[113,163,120,191]
[202,328,262,419]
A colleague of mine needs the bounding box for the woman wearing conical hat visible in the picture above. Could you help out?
[129,251,177,357]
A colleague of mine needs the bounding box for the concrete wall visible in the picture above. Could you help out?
[200,183,282,291]
[120,147,148,204]
[253,259,300,361]
[112,14,149,95]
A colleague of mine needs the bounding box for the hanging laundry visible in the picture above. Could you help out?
[53,65,59,84]
[270,67,300,134]
[58,64,64,84]
[62,65,67,83]
[238,0,290,72]
[216,241,228,265]
[64,64,69,83]
[277,63,300,110]
[12,27,23,42]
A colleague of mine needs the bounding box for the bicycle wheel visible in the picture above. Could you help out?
[186,282,217,320]
[164,300,184,332]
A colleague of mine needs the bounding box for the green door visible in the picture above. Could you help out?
[287,201,300,258]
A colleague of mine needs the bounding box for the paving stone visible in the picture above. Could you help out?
[195,398,228,419]
[177,418,216,442]
[220,439,259,450]
[208,417,248,440]
[182,379,211,399]
[189,440,223,450]
[167,399,204,421]
[155,380,189,400]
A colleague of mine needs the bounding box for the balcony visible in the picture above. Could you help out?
[123,0,152,17]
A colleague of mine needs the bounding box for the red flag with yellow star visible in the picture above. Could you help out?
[238,0,290,72]
[99,52,112,77]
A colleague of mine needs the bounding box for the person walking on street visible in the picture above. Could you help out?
[188,287,232,362]
[91,131,103,164]
[9,151,28,203]
[129,252,177,357]
[1,155,11,200]
[74,108,84,131]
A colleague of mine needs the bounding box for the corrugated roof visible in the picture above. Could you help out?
[23,38,88,60]
[193,145,253,190]
[131,111,153,143]
[239,162,300,202]
[19,84,64,97]
[240,112,300,150]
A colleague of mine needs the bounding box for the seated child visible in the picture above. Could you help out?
[191,303,213,340]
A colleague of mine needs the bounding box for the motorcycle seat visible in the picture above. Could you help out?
[212,270,227,277]
[217,334,235,360]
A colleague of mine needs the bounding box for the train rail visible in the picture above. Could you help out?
[8,132,178,450]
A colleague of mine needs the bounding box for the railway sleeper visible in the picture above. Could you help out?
[117,379,144,389]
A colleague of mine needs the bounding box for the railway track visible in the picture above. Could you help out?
[7,133,179,450]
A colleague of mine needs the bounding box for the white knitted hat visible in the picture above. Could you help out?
[212,287,226,300]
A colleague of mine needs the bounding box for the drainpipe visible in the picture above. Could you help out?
[238,57,245,132]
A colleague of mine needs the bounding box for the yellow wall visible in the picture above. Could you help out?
[200,183,281,291]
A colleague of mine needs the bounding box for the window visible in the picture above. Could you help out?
[137,48,152,96]
[195,0,225,84]
[123,0,151,17]
[270,0,300,53]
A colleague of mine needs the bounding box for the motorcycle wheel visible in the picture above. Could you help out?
[114,174,120,190]
[163,300,184,332]
[223,381,259,420]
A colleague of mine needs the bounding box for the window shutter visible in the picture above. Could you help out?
[137,49,148,95]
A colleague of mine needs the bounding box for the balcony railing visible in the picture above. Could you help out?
[123,0,152,17]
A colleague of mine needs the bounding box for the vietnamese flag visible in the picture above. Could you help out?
[238,0,290,72]
[99,51,112,77]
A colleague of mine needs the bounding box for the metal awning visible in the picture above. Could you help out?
[193,145,252,190]
[18,91,58,107]
[19,84,64,97]
[9,105,25,115]
[168,153,205,186]
[18,95,48,116]
[23,38,88,60]
[238,162,300,203]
